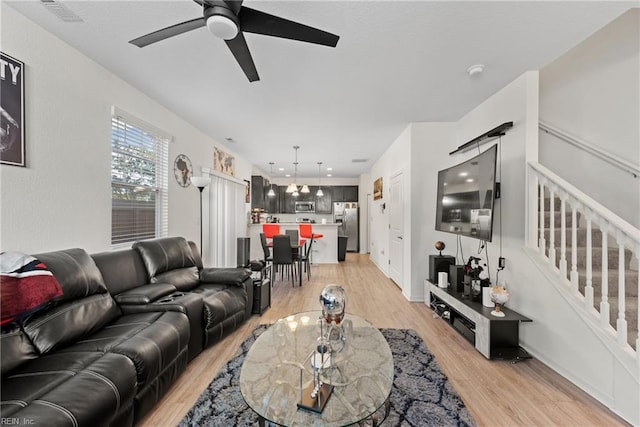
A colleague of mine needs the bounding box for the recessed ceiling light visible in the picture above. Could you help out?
[466,178,474,183]
[326,167,333,171]
[459,172,468,177]
[278,167,285,171]
[285,174,291,177]
[467,64,484,76]
[327,174,332,177]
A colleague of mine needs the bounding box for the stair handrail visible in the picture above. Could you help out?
[539,120,640,179]
[528,161,640,250]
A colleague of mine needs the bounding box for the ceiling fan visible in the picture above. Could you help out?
[129,0,340,82]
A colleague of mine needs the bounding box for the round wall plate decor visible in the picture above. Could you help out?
[174,154,193,187]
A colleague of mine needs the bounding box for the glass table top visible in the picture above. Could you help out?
[239,311,394,426]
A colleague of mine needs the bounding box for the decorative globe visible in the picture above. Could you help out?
[319,284,347,325]
[435,241,445,251]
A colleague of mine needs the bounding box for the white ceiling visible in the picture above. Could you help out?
[5,0,635,178]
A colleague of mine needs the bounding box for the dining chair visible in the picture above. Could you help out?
[272,235,297,287]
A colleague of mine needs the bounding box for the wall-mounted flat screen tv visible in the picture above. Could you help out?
[435,145,498,241]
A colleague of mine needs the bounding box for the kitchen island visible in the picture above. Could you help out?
[248,223,341,264]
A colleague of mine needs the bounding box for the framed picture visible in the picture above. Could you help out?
[214,146,235,176]
[1,52,25,167]
[244,179,250,203]
[373,177,383,200]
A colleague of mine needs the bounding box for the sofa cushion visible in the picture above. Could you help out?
[34,249,108,303]
[133,237,197,278]
[0,351,136,425]
[22,293,120,354]
[153,267,200,291]
[0,326,38,377]
[114,283,177,305]
[192,284,247,329]
[92,248,149,297]
[58,311,190,393]
[200,267,251,285]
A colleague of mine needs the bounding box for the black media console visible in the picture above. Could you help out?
[426,280,532,360]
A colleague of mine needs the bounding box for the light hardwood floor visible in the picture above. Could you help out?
[139,253,630,426]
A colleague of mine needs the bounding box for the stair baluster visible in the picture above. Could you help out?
[585,215,594,309]
[559,195,568,280]
[617,241,628,347]
[600,227,610,329]
[571,205,579,293]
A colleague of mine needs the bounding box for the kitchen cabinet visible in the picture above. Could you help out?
[251,175,267,210]
[280,186,295,213]
[343,186,359,202]
[265,185,279,213]
[332,186,359,202]
[259,184,356,213]
[314,186,332,214]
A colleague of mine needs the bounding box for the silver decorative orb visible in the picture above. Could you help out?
[319,284,347,324]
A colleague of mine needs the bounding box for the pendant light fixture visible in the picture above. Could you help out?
[267,162,276,197]
[286,146,300,195]
[316,162,324,197]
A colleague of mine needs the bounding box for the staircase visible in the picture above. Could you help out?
[528,161,639,356]
[543,196,638,350]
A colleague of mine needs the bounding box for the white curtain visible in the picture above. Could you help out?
[205,173,245,267]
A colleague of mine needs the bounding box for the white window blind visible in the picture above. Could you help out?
[111,110,169,245]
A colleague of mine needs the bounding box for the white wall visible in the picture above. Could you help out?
[539,9,640,228]
[368,125,411,287]
[0,4,252,254]
[411,122,457,300]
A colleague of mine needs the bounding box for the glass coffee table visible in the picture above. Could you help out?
[240,311,394,426]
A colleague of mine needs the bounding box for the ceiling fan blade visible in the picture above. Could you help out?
[225,32,260,82]
[239,7,339,47]
[129,17,206,47]
[223,0,243,16]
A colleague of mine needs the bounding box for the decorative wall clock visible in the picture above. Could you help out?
[174,154,193,187]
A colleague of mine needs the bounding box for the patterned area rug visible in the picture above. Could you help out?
[179,325,475,426]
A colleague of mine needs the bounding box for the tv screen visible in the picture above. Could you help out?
[435,145,497,242]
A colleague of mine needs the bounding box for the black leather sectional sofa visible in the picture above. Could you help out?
[1,237,253,426]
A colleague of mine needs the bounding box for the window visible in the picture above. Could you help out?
[111,109,169,245]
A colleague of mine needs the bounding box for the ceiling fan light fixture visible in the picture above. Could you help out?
[206,15,238,40]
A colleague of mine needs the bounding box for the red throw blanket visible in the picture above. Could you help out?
[1,251,64,326]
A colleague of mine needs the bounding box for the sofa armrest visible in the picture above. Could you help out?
[199,268,251,286]
[114,283,177,305]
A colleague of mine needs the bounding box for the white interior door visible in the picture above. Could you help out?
[388,172,404,288]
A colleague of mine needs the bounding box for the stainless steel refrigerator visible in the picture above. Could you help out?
[333,202,359,252]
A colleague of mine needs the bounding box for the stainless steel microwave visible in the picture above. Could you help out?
[295,201,315,213]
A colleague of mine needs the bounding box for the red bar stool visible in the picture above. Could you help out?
[299,223,323,241]
[299,224,323,268]
[262,224,281,239]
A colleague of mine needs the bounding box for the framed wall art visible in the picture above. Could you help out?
[1,52,25,167]
[244,179,250,203]
[373,177,383,200]
[214,146,235,176]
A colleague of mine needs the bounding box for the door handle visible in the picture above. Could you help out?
[398,236,403,240]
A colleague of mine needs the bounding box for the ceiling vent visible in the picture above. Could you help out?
[351,158,368,163]
[40,0,83,23]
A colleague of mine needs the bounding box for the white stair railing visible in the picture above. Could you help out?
[527,161,640,363]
